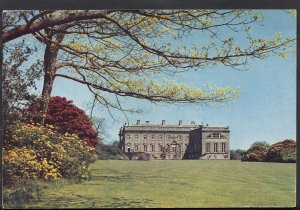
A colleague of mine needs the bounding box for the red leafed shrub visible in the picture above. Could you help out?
[241,150,267,162]
[28,96,98,148]
[265,139,296,163]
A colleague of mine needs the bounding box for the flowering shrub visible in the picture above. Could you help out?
[27,96,98,148]
[265,139,296,163]
[241,150,267,162]
[3,123,96,186]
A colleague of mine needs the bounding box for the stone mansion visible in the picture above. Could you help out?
[119,120,230,160]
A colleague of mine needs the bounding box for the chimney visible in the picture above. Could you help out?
[162,120,165,125]
[191,121,195,125]
[179,120,182,125]
[145,121,150,124]
[137,120,140,125]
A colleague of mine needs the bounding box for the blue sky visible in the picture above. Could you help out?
[14,10,296,150]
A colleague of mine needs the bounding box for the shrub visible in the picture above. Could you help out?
[95,142,128,160]
[230,149,246,160]
[3,179,75,208]
[3,123,96,187]
[265,139,296,163]
[28,96,99,148]
[241,150,267,162]
[137,153,151,161]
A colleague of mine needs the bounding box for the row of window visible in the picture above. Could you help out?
[126,134,188,140]
[205,143,226,153]
[126,133,226,140]
[207,133,226,138]
[131,144,184,152]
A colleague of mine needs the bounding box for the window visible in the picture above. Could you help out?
[159,135,163,140]
[152,135,155,139]
[168,135,171,139]
[144,145,147,152]
[172,146,176,152]
[208,133,225,138]
[135,135,138,139]
[214,143,218,153]
[151,144,155,151]
[127,135,131,139]
[221,143,226,152]
[167,145,170,151]
[178,145,181,152]
[159,145,163,151]
[178,135,182,140]
[144,135,147,139]
[206,143,210,153]
[135,145,139,151]
[213,133,219,138]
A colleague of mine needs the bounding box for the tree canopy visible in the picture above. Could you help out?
[2,10,295,123]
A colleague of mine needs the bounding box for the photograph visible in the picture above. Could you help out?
[2,9,297,208]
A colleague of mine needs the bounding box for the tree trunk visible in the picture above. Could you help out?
[39,43,58,125]
[39,31,65,125]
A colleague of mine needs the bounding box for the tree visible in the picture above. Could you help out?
[2,40,43,144]
[230,149,246,160]
[95,141,128,160]
[3,10,295,124]
[241,141,270,162]
[247,141,270,153]
[28,96,99,147]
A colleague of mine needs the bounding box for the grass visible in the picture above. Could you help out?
[25,160,295,208]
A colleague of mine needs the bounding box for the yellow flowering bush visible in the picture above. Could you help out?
[3,123,96,186]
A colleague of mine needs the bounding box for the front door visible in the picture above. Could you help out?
[127,148,131,152]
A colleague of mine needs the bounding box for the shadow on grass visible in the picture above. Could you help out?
[101,196,159,208]
[28,194,98,208]
[29,194,159,208]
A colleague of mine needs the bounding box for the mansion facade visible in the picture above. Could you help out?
[119,120,230,160]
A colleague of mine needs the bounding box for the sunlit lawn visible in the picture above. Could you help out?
[26,160,296,208]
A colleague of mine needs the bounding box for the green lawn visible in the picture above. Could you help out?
[26,160,296,208]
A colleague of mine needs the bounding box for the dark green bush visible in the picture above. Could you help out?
[3,179,76,208]
[230,149,246,160]
[96,142,128,160]
[247,141,270,153]
[137,152,151,161]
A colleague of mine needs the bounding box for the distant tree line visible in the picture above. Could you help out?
[231,139,296,163]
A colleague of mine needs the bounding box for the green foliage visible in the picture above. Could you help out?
[265,139,296,163]
[3,123,96,187]
[95,141,128,160]
[3,181,38,209]
[242,139,296,163]
[230,149,246,160]
[3,10,296,117]
[247,141,270,153]
[137,153,151,161]
[2,41,42,145]
[241,141,270,162]
[3,179,76,209]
